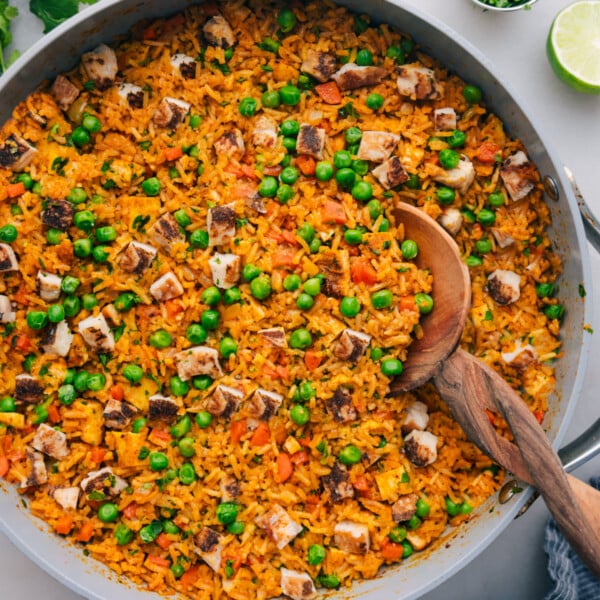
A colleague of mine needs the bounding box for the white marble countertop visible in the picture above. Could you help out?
[1,1,599,598]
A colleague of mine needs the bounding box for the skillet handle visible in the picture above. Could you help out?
[434,348,600,578]
[563,166,600,254]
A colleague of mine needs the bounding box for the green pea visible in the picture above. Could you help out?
[22,354,35,373]
[280,120,300,137]
[370,347,383,361]
[173,209,191,228]
[405,173,420,190]
[98,502,118,523]
[294,381,316,402]
[303,277,321,296]
[345,127,363,145]
[170,563,185,579]
[259,36,281,53]
[416,498,430,518]
[115,292,137,312]
[220,336,238,358]
[47,304,65,323]
[86,373,106,391]
[114,524,133,546]
[356,49,373,66]
[280,85,301,106]
[351,181,373,202]
[261,90,281,109]
[178,463,196,485]
[463,84,483,104]
[170,376,190,397]
[466,255,483,267]
[81,293,97,310]
[227,521,245,535]
[149,329,172,349]
[475,238,492,254]
[379,218,390,232]
[402,540,413,558]
[339,444,362,465]
[344,229,363,245]
[366,199,382,220]
[170,414,191,439]
[308,544,326,565]
[139,520,163,543]
[195,410,212,428]
[149,451,169,471]
[297,223,315,244]
[201,310,220,331]
[31,182,42,195]
[193,375,212,391]
[536,282,555,298]
[63,295,81,318]
[0,224,17,243]
[32,405,48,424]
[61,275,81,295]
[351,159,369,176]
[389,526,407,543]
[123,364,143,384]
[189,114,202,129]
[141,177,161,196]
[259,176,278,198]
[276,184,294,204]
[415,292,434,314]
[46,228,63,245]
[445,496,461,516]
[73,238,92,257]
[283,136,297,153]
[290,404,310,426]
[223,287,241,305]
[16,172,34,190]
[0,396,16,412]
[381,358,403,377]
[334,150,353,169]
[277,7,297,32]
[296,293,314,310]
[340,296,361,318]
[74,210,95,231]
[190,229,209,249]
[82,113,102,133]
[386,45,405,63]
[239,97,258,117]
[544,304,565,320]
[215,502,238,525]
[407,515,422,530]
[73,371,90,392]
[178,437,195,458]
[439,149,460,170]
[280,166,299,185]
[401,239,418,259]
[366,92,384,110]
[250,274,272,300]
[460,502,473,514]
[477,208,496,227]
[488,192,505,207]
[280,155,291,168]
[437,186,456,205]
[71,126,90,147]
[283,273,302,291]
[318,574,340,589]
[201,286,222,306]
[371,289,393,309]
[346,142,359,155]
[243,264,261,282]
[186,322,207,343]
[315,161,334,181]
[289,328,312,349]
[26,311,48,330]
[131,417,147,433]
[447,130,466,148]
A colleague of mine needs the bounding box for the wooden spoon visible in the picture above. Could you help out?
[389,201,600,577]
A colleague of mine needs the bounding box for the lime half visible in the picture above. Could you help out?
[547,0,600,94]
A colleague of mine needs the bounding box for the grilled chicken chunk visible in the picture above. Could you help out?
[401,401,429,435]
[433,107,457,131]
[247,388,283,420]
[203,15,236,48]
[119,241,157,275]
[209,253,241,289]
[256,504,303,549]
[332,63,387,90]
[501,342,537,369]
[214,129,245,160]
[80,467,128,496]
[252,116,278,148]
[153,97,190,129]
[334,520,370,555]
[396,64,442,100]
[220,474,240,502]
[170,53,197,79]
[296,124,326,159]
[32,423,69,460]
[500,151,536,201]
[357,131,400,163]
[404,430,438,467]
[81,44,118,90]
[0,134,37,170]
[36,270,62,302]
[0,243,18,272]
[326,386,357,423]
[175,346,223,381]
[487,269,521,305]
[392,493,419,522]
[438,208,463,237]
[322,462,355,502]
[148,394,180,424]
[491,228,515,249]
[280,569,317,600]
[149,271,184,302]
[334,328,371,362]
[258,327,287,348]
[42,320,74,357]
[52,487,80,511]
[15,374,44,404]
[148,213,185,251]
[22,449,47,488]
[117,83,144,108]
[432,155,476,195]
[301,49,337,83]
[194,527,225,571]
[206,385,244,418]
[371,156,408,189]
[78,313,115,353]
[41,199,74,231]
[315,250,349,298]
[207,205,237,246]
[0,295,15,323]
[103,397,137,429]
[51,75,80,111]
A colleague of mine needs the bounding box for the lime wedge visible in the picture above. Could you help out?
[547,0,600,94]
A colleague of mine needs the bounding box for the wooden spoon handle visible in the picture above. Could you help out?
[434,348,600,577]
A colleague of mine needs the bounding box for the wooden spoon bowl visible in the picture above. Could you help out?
[389,201,600,577]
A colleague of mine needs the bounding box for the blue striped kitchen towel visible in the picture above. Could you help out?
[544,476,600,600]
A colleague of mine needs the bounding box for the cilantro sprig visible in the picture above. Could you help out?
[0,1,19,73]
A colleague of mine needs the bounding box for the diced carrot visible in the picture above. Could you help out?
[281,230,298,245]
[351,258,377,285]
[6,182,26,198]
[147,555,170,568]
[290,450,309,465]
[277,452,294,483]
[314,81,343,105]
[149,428,172,446]
[231,419,247,445]
[477,141,503,164]
[381,540,404,561]
[142,26,158,40]
[304,349,322,371]
[353,475,371,492]
[165,299,184,318]
[272,247,296,268]
[164,146,183,162]
[47,404,61,424]
[250,421,271,447]
[226,162,259,180]
[123,502,138,520]
[262,364,289,380]
[321,199,347,224]
[296,155,316,176]
[110,384,124,401]
[15,334,33,352]
[398,295,417,312]
[90,447,106,464]
[2,434,12,454]
[54,514,74,535]
[264,165,282,176]
[297,435,311,448]
[156,532,173,550]
[305,493,320,504]
[265,229,285,244]
[76,520,95,543]
[180,565,200,587]
[0,456,9,478]
[534,410,545,425]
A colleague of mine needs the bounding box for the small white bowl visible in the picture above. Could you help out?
[471,0,538,11]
